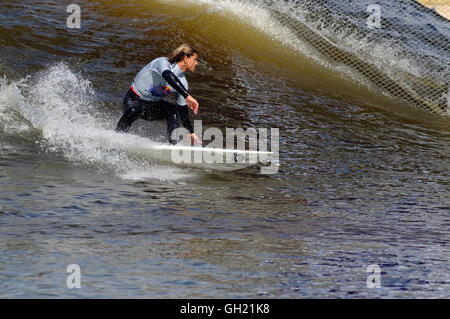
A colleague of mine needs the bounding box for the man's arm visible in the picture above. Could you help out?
[153,58,190,99]
[162,70,198,114]
[179,105,201,146]
[179,104,194,133]
[162,70,189,98]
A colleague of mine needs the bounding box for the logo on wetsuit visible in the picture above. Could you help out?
[150,84,172,97]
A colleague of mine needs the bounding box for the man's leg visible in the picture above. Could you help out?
[115,97,144,132]
[142,101,180,144]
[163,102,181,144]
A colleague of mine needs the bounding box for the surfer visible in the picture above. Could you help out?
[116,44,201,145]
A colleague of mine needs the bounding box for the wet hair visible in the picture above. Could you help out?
[168,44,197,64]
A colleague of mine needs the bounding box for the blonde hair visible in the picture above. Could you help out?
[168,44,197,64]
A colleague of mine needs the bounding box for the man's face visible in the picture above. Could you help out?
[185,53,198,72]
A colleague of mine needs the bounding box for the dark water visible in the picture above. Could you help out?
[0,0,449,298]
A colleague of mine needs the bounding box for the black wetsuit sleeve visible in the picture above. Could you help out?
[178,104,194,133]
[162,70,189,99]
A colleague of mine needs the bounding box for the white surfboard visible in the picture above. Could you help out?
[128,143,274,171]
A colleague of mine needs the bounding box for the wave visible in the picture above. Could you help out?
[158,0,449,116]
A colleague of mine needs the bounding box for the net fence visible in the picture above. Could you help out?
[259,0,450,116]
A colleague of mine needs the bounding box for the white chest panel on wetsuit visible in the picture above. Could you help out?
[131,57,188,105]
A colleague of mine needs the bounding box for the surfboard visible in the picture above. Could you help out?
[128,143,274,172]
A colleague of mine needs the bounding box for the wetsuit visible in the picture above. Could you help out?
[116,57,194,144]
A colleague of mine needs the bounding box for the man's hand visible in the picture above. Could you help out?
[188,133,202,146]
[186,95,199,114]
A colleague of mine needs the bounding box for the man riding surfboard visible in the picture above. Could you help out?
[116,44,201,145]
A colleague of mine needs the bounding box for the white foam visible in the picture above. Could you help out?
[4,63,193,181]
[0,77,32,134]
